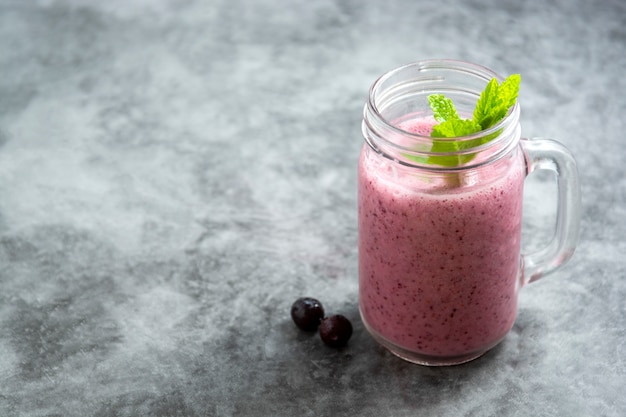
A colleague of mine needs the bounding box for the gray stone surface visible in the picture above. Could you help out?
[0,0,624,416]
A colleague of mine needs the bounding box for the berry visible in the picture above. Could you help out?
[291,297,325,331]
[319,315,353,348]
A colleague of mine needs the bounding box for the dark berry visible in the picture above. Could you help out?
[291,297,325,331]
[319,315,353,348]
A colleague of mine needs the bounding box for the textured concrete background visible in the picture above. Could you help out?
[0,0,624,416]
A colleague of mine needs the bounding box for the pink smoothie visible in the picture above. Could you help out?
[358,116,525,361]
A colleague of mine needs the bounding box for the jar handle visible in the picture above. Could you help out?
[520,138,581,285]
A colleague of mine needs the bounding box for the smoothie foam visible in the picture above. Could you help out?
[358,117,525,360]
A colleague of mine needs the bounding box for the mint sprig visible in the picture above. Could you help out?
[427,74,521,167]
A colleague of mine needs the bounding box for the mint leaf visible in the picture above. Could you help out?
[431,118,481,139]
[429,119,482,167]
[473,78,500,129]
[474,74,520,129]
[428,94,459,123]
[498,74,521,109]
[425,73,521,169]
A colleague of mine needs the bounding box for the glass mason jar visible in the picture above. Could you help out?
[358,60,581,366]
